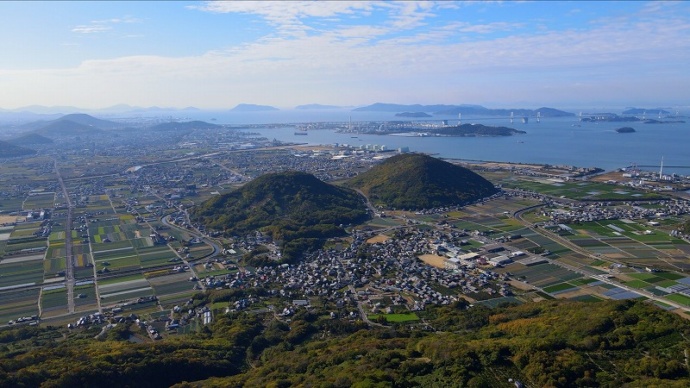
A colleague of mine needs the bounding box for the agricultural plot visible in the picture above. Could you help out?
[505,262,583,289]
[3,236,47,255]
[369,313,419,323]
[9,223,41,238]
[475,296,523,308]
[74,283,98,312]
[41,285,68,313]
[149,272,196,298]
[138,247,178,268]
[98,276,153,305]
[565,220,690,270]
[500,178,663,201]
[666,293,690,307]
[0,259,45,289]
[0,288,39,324]
[22,192,56,210]
[91,241,135,260]
[188,244,214,259]
[44,257,67,277]
[365,217,401,229]
[617,272,689,292]
[602,287,645,301]
[95,254,141,271]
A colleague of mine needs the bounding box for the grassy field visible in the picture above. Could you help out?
[368,313,420,323]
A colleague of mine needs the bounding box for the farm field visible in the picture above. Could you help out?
[565,220,690,271]
[498,178,665,201]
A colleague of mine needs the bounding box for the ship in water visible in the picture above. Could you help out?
[294,126,308,135]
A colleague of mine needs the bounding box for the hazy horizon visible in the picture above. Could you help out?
[1,1,689,110]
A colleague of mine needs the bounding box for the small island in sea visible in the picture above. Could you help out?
[616,127,636,133]
[395,111,432,118]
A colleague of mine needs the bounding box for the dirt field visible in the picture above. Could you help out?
[0,215,21,224]
[366,234,390,244]
[509,280,535,291]
[418,254,447,269]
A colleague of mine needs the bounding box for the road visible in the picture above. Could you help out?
[54,159,75,314]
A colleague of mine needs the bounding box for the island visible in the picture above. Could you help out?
[616,127,636,133]
[395,112,432,118]
[230,103,279,112]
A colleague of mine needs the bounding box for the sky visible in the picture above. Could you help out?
[0,1,689,110]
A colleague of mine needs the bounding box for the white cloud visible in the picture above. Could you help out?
[72,15,142,34]
[72,25,112,34]
[3,1,689,108]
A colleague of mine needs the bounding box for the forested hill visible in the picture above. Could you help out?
[6,133,54,145]
[1,299,688,387]
[190,171,369,262]
[347,153,498,210]
[0,140,37,158]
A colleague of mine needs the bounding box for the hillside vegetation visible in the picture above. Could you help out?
[6,133,54,145]
[1,299,688,387]
[190,171,369,262]
[34,119,102,136]
[348,153,498,210]
[0,140,37,158]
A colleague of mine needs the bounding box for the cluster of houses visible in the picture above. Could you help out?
[546,199,690,225]
[202,226,521,318]
[220,148,378,183]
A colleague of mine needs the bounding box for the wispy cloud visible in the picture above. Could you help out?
[190,1,377,37]
[72,15,142,34]
[72,24,112,34]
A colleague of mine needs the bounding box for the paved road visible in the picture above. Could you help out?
[54,160,75,315]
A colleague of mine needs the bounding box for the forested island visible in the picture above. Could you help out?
[616,127,636,133]
[394,112,432,118]
[355,123,525,137]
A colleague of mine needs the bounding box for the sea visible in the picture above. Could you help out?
[178,109,690,176]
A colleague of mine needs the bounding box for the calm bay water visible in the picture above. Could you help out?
[185,110,690,175]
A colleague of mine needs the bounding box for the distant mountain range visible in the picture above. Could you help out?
[17,114,125,134]
[622,108,671,115]
[148,121,221,131]
[353,103,574,117]
[294,104,344,110]
[1,103,624,121]
[230,104,279,112]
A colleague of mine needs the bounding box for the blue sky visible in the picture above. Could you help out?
[0,1,688,110]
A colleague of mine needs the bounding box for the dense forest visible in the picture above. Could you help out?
[1,298,688,387]
[190,171,369,263]
[348,153,498,210]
